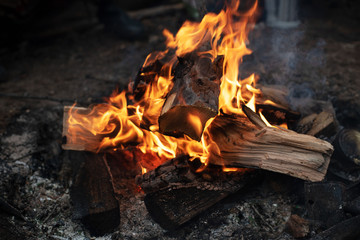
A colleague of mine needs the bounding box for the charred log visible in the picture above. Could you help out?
[136,156,257,230]
[70,151,120,236]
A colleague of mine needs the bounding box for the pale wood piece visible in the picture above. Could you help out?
[62,106,102,152]
[208,115,334,182]
[307,111,337,137]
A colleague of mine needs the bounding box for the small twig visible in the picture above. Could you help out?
[250,204,275,232]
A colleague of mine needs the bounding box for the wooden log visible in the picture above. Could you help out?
[159,55,221,140]
[62,106,102,152]
[136,156,257,230]
[207,114,333,182]
[70,151,120,236]
[296,110,338,138]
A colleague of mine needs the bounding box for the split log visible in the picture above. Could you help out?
[296,110,338,138]
[207,114,333,182]
[136,155,258,230]
[70,151,120,236]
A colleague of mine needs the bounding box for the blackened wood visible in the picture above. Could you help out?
[208,114,333,182]
[144,187,229,230]
[136,155,247,193]
[329,129,360,181]
[304,182,346,228]
[70,151,120,236]
[310,215,360,240]
[137,156,255,230]
[334,129,360,167]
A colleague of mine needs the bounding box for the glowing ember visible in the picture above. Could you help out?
[65,0,286,172]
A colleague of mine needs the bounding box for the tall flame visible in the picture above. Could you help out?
[66,0,263,172]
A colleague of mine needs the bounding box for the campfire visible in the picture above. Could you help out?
[62,0,333,234]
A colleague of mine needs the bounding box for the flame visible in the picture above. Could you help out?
[141,165,147,174]
[188,113,203,137]
[66,0,277,172]
[258,110,272,127]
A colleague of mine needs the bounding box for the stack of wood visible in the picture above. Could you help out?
[62,53,335,230]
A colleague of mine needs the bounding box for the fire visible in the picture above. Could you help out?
[66,0,286,172]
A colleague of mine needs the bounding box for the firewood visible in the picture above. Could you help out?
[62,106,102,152]
[136,156,257,230]
[158,55,221,140]
[207,114,333,182]
[70,151,120,236]
[297,110,338,138]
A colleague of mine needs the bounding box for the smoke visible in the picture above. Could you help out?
[242,23,329,115]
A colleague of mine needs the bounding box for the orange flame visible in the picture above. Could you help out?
[66,0,268,172]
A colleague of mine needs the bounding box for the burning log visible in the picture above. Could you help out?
[207,113,333,182]
[158,55,221,140]
[136,155,257,230]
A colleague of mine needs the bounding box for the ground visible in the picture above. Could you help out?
[0,1,359,239]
